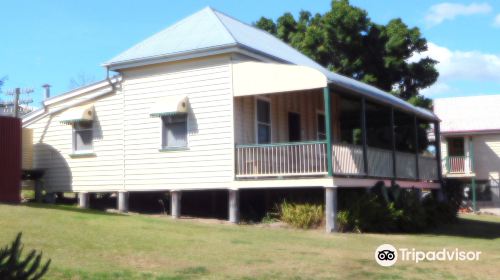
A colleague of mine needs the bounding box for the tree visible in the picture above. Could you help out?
[255,0,438,108]
[0,233,51,279]
[0,76,6,95]
[0,76,7,105]
[68,72,96,90]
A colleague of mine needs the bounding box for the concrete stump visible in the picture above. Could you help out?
[228,189,240,224]
[171,191,181,219]
[325,187,338,233]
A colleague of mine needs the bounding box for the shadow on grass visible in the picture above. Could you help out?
[50,266,209,280]
[23,203,123,217]
[426,216,500,240]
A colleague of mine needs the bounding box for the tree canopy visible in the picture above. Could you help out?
[255,0,438,109]
[0,76,6,91]
[0,76,7,103]
[68,73,96,90]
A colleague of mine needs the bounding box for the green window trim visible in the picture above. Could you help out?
[69,152,96,158]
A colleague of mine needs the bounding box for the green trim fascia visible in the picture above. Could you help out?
[324,87,333,177]
[236,140,327,149]
[471,177,477,212]
[469,138,474,171]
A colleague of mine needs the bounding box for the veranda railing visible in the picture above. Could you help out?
[235,141,328,178]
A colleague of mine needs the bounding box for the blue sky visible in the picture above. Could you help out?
[1,0,499,107]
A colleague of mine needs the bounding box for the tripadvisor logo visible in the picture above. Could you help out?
[375,244,482,267]
[375,244,398,267]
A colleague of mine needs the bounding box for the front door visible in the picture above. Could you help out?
[447,137,465,173]
[448,137,464,156]
[288,112,301,142]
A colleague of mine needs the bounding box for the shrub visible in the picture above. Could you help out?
[336,210,351,232]
[350,195,391,232]
[261,211,280,224]
[0,232,51,280]
[422,194,459,227]
[440,179,464,220]
[279,201,324,229]
[337,183,461,233]
[397,189,427,232]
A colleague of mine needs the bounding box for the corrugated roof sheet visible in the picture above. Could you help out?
[107,8,236,64]
[434,95,500,133]
[105,7,437,121]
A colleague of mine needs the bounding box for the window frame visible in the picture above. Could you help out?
[255,96,272,144]
[160,113,189,151]
[72,121,94,154]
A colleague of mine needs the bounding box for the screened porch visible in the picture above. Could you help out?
[233,89,440,182]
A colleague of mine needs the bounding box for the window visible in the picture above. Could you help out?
[256,99,271,144]
[162,114,188,148]
[317,112,326,140]
[73,122,93,152]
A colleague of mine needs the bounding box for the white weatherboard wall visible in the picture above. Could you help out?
[233,90,343,145]
[234,90,324,144]
[121,55,235,190]
[472,134,500,181]
[26,88,125,192]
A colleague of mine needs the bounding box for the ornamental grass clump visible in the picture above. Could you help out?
[279,201,324,229]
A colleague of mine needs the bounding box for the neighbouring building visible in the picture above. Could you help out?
[0,103,34,117]
[22,7,442,231]
[434,95,500,211]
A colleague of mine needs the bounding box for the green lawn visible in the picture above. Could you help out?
[0,203,499,279]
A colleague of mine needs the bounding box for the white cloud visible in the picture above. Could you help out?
[412,42,500,97]
[493,14,500,27]
[425,2,492,26]
[420,82,454,97]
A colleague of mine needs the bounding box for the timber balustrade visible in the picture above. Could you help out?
[235,142,439,180]
[235,141,328,178]
[443,156,472,174]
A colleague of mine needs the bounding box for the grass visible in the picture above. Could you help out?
[0,203,499,279]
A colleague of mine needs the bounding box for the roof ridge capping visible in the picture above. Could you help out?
[208,7,239,43]
[103,6,237,67]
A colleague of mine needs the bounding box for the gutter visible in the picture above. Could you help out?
[103,43,239,71]
[23,77,121,127]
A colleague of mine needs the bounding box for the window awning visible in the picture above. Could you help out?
[59,104,94,124]
[150,96,189,117]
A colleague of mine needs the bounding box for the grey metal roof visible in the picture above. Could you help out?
[434,95,500,133]
[105,7,438,121]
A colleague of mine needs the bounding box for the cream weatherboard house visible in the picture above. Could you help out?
[23,7,441,231]
[434,95,500,211]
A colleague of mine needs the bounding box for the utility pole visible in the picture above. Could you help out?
[3,87,33,118]
[14,88,20,118]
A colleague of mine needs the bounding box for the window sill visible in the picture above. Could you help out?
[159,147,189,152]
[69,152,96,158]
